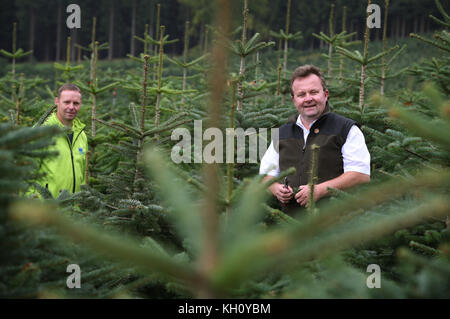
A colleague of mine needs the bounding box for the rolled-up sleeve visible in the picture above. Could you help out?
[259,140,280,177]
[342,125,371,176]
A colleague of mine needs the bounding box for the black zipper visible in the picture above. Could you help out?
[66,128,85,193]
[300,124,314,185]
[296,113,327,186]
[66,137,76,193]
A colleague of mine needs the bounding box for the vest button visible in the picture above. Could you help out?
[314,128,319,134]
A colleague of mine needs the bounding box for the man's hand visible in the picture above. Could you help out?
[269,183,294,204]
[295,172,370,206]
[294,184,326,207]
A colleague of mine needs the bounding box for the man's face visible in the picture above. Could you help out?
[55,90,82,126]
[291,74,328,123]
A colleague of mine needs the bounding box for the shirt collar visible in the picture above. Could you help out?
[296,115,317,131]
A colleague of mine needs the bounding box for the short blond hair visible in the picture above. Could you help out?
[57,83,82,98]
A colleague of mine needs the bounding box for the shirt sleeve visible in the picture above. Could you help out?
[259,140,280,176]
[342,125,371,176]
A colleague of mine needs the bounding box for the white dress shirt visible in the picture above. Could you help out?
[259,115,371,177]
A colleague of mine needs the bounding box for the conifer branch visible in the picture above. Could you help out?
[307,144,320,214]
[10,202,200,287]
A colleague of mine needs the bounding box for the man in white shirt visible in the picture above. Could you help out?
[260,65,370,213]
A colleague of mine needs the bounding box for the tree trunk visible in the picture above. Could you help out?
[236,0,248,112]
[390,16,395,38]
[152,3,161,81]
[148,0,154,54]
[181,20,190,109]
[327,43,332,77]
[199,24,204,54]
[380,0,389,96]
[203,27,209,55]
[130,0,136,56]
[91,42,98,137]
[420,15,425,34]
[319,23,325,49]
[148,25,153,54]
[392,18,396,39]
[70,28,77,63]
[283,0,291,73]
[56,2,62,61]
[413,16,418,33]
[91,94,97,137]
[359,65,366,112]
[283,38,288,72]
[108,1,115,60]
[155,27,164,140]
[28,7,35,62]
[401,16,406,38]
[237,56,245,111]
[45,35,50,61]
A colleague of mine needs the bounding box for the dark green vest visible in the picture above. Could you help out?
[274,109,358,214]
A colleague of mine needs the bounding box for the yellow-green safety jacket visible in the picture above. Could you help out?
[38,112,88,198]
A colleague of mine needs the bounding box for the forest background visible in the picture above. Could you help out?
[0,0,446,65]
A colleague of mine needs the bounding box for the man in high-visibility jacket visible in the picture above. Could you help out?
[37,83,88,198]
